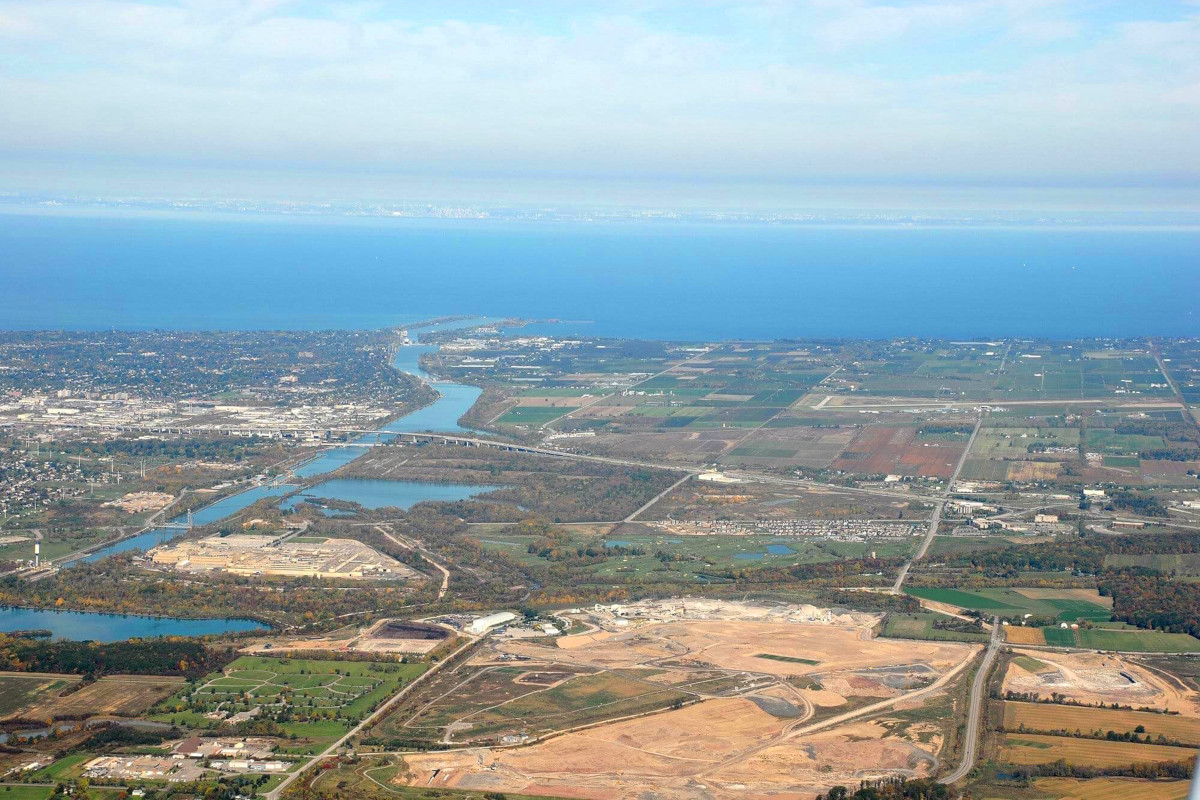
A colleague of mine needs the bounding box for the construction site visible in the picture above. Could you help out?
[370,599,979,800]
[148,532,418,581]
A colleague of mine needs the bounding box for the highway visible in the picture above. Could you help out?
[941,617,1000,785]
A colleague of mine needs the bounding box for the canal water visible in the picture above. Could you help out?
[69,318,492,564]
[0,606,265,641]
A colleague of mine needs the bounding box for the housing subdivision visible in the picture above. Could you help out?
[649,518,921,539]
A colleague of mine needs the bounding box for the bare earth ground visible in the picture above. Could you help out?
[242,618,452,656]
[394,600,977,799]
[1005,649,1200,716]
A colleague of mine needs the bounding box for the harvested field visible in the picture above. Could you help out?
[585,429,746,464]
[1000,732,1196,767]
[1004,701,1200,745]
[1033,777,1190,800]
[1015,588,1114,607]
[0,672,79,719]
[832,426,965,479]
[720,425,855,468]
[1003,650,1200,716]
[1004,461,1064,481]
[1004,626,1047,645]
[32,675,183,721]
[643,477,913,521]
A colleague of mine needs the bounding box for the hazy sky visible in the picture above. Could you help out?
[1,1,1197,205]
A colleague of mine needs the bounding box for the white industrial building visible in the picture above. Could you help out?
[468,611,518,635]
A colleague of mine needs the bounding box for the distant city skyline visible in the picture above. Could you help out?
[1,1,1197,210]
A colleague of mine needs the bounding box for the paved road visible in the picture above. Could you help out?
[941,617,1000,785]
[377,526,451,600]
[264,636,479,800]
[624,472,694,522]
[891,414,985,593]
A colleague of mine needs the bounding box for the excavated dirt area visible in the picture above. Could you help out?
[1005,649,1200,715]
[394,600,976,800]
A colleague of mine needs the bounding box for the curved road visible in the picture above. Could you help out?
[940,617,1000,785]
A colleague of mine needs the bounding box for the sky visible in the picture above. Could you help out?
[0,1,1198,208]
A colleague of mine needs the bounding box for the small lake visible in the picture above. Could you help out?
[0,606,265,642]
[735,543,797,560]
[284,478,502,511]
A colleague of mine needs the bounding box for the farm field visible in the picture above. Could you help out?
[999,732,1196,766]
[881,612,990,643]
[1105,553,1200,576]
[1035,626,1200,652]
[905,587,1112,622]
[153,656,426,752]
[830,425,967,479]
[1003,626,1047,645]
[1004,700,1200,745]
[642,476,920,521]
[1032,777,1190,800]
[32,674,183,721]
[0,672,78,718]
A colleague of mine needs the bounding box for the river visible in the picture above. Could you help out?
[68,318,492,563]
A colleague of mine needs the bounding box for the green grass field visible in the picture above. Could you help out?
[1038,627,1200,652]
[905,587,1111,622]
[1012,655,1049,672]
[1077,628,1200,652]
[0,787,56,800]
[26,752,92,782]
[496,407,572,425]
[152,656,426,753]
[1042,626,1078,647]
[1104,553,1200,577]
[882,613,990,643]
[755,653,820,665]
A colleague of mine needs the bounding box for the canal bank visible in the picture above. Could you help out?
[56,317,495,565]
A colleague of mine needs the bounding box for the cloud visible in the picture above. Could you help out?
[0,0,1196,189]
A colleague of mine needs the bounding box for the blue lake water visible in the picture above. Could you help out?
[1,213,1196,338]
[283,478,501,511]
[736,544,796,560]
[0,606,265,642]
